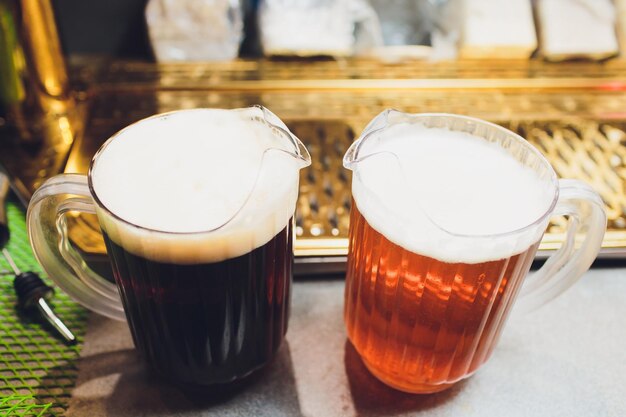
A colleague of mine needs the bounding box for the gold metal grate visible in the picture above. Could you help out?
[295,118,626,256]
[509,120,626,233]
[62,88,626,259]
[291,121,354,255]
[3,59,626,265]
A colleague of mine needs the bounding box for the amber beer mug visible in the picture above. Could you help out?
[343,111,606,393]
[27,107,311,386]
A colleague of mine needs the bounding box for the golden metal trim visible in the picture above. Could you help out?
[21,0,69,99]
[93,78,626,93]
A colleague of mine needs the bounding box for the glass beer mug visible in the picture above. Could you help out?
[343,111,606,393]
[27,106,311,386]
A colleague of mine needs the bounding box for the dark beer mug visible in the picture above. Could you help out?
[27,107,311,386]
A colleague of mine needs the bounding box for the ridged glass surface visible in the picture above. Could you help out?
[103,222,293,387]
[344,205,538,393]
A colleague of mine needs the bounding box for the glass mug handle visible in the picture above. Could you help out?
[516,178,607,313]
[27,174,125,321]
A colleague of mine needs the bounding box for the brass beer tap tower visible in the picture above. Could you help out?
[0,0,77,199]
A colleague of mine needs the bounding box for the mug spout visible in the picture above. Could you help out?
[202,105,310,234]
[343,140,359,171]
[291,139,312,169]
[344,109,403,170]
[255,105,311,169]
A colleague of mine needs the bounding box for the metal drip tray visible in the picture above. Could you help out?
[3,59,626,271]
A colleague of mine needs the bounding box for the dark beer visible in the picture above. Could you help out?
[87,108,309,386]
[103,221,293,386]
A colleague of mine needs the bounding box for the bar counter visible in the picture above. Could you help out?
[65,268,626,417]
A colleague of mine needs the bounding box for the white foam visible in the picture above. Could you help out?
[352,122,556,264]
[91,108,304,264]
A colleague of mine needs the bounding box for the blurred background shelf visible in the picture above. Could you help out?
[2,59,626,272]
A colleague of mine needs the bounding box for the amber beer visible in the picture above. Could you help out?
[345,204,539,393]
[343,113,559,393]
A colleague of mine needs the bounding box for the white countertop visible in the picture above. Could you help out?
[67,267,626,417]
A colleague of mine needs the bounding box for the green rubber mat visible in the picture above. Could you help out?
[0,201,88,416]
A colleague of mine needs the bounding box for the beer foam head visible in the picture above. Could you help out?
[351,119,557,264]
[91,108,305,264]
